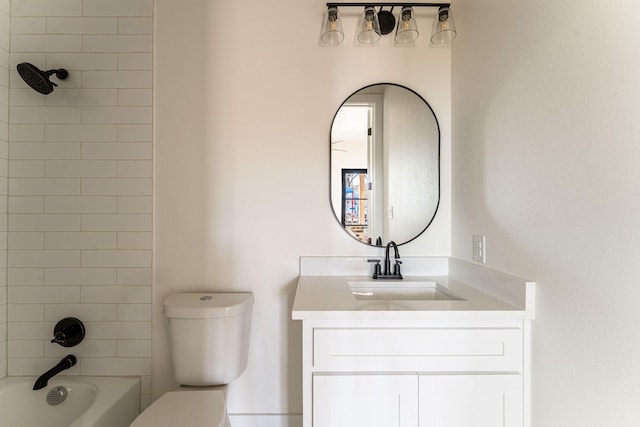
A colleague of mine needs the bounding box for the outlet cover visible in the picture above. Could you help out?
[473,235,486,263]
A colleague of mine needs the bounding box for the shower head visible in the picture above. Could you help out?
[16,62,69,95]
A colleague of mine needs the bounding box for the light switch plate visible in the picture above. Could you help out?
[473,235,486,263]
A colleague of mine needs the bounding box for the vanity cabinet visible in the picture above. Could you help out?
[301,320,528,427]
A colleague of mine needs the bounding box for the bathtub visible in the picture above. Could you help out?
[0,376,140,427]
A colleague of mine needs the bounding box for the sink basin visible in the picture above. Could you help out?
[348,281,464,301]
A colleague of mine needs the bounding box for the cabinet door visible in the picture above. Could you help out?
[419,374,523,427]
[313,374,418,427]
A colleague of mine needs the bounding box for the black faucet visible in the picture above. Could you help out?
[33,355,77,390]
[368,241,403,280]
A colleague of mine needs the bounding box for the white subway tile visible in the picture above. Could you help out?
[46,124,117,142]
[117,196,151,213]
[81,213,151,231]
[12,0,82,17]
[82,286,150,307]
[83,320,150,339]
[45,195,116,213]
[12,35,82,52]
[117,89,151,106]
[8,304,44,321]
[9,142,81,160]
[9,160,44,177]
[117,232,151,250]
[9,357,80,376]
[46,339,116,358]
[46,53,117,71]
[83,71,151,89]
[45,160,117,177]
[9,214,80,231]
[47,17,117,35]
[8,340,44,357]
[45,304,116,322]
[81,142,151,159]
[9,249,80,268]
[83,0,153,17]
[117,53,151,70]
[81,106,151,124]
[11,17,46,34]
[81,178,151,195]
[10,52,46,68]
[118,18,152,35]
[117,160,151,177]
[81,250,151,268]
[10,88,45,106]
[8,232,44,249]
[9,285,80,304]
[45,232,116,249]
[116,268,151,286]
[83,35,151,53]
[45,267,116,286]
[7,321,52,339]
[45,89,118,107]
[117,339,150,357]
[9,178,81,196]
[9,124,45,141]
[80,357,150,376]
[7,268,44,285]
[117,304,150,321]
[11,106,81,124]
[117,124,151,141]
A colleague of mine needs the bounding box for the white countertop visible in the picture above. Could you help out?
[292,257,535,321]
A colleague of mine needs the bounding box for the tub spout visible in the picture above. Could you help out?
[33,355,77,390]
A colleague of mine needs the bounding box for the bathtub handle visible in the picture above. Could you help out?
[51,317,85,347]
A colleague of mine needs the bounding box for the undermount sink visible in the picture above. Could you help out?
[348,281,464,301]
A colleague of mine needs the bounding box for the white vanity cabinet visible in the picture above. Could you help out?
[300,319,529,427]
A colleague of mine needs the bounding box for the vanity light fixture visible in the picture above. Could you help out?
[321,5,345,44]
[321,2,456,46]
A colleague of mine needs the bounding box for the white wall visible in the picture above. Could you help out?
[451,0,640,425]
[7,0,153,407]
[154,0,451,421]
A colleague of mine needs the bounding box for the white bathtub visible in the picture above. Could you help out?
[0,376,140,427]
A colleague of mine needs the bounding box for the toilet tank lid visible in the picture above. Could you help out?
[164,292,254,319]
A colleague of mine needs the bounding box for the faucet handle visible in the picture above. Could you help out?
[51,317,85,347]
[393,260,403,278]
[367,259,382,279]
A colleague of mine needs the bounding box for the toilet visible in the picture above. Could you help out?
[131,292,254,427]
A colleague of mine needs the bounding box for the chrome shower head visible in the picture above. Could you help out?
[16,62,69,95]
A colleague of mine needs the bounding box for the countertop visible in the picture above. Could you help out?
[292,257,535,321]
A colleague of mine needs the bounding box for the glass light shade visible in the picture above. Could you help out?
[357,6,381,44]
[395,6,419,44]
[431,7,457,45]
[321,6,344,44]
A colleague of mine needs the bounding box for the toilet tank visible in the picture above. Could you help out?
[164,292,254,386]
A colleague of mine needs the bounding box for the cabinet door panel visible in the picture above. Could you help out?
[419,375,523,427]
[313,374,418,427]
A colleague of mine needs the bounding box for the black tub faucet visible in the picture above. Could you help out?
[33,355,77,390]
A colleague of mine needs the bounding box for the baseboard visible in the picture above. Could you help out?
[229,414,302,427]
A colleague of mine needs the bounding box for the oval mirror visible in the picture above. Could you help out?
[330,83,440,246]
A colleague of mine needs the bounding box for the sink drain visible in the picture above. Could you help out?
[46,386,68,406]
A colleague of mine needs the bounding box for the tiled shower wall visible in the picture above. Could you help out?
[7,0,152,406]
[0,0,8,380]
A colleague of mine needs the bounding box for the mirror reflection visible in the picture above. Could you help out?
[330,83,440,246]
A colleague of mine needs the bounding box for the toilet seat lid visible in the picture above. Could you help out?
[131,390,227,427]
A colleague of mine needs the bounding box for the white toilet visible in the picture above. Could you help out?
[131,292,254,427]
